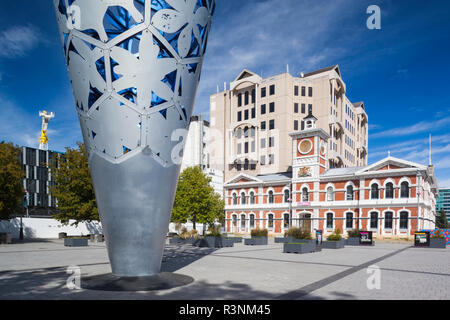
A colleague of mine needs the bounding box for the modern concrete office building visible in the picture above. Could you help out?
[209,65,369,182]
[20,146,64,217]
[181,115,224,197]
[436,188,450,221]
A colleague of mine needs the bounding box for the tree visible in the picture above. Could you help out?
[0,142,24,220]
[49,142,98,226]
[171,166,225,230]
[436,208,448,229]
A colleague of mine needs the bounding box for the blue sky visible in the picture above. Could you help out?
[0,0,449,187]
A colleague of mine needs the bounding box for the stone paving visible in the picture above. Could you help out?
[0,239,449,300]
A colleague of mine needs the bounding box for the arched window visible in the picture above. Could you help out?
[371,184,379,199]
[385,182,394,199]
[326,186,334,202]
[232,215,237,228]
[236,128,242,139]
[283,213,290,229]
[400,181,410,198]
[267,213,274,229]
[346,185,354,200]
[232,193,238,205]
[326,212,334,229]
[302,187,309,202]
[240,192,246,205]
[240,214,246,230]
[370,212,378,229]
[249,214,255,229]
[384,212,393,229]
[346,212,353,229]
[284,189,290,203]
[268,190,274,204]
[400,211,409,229]
[249,191,256,204]
[244,126,249,138]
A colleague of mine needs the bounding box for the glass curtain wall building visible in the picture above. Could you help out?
[437,188,450,221]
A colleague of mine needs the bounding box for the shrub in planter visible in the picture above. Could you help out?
[286,227,312,240]
[64,237,88,247]
[251,228,268,237]
[346,229,360,245]
[245,228,268,245]
[283,242,315,254]
[347,229,360,238]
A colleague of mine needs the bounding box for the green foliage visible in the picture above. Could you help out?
[171,166,225,229]
[207,225,222,237]
[327,228,342,241]
[49,142,98,226]
[251,228,268,237]
[286,227,312,240]
[436,209,448,229]
[0,142,25,220]
[347,229,360,238]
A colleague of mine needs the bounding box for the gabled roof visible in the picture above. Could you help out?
[225,172,292,186]
[224,173,262,185]
[303,65,341,78]
[357,156,427,174]
[321,166,367,178]
[234,69,258,82]
[303,112,318,121]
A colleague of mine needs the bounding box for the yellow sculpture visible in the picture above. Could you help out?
[39,110,55,150]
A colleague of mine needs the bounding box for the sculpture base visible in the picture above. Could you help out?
[81,272,194,291]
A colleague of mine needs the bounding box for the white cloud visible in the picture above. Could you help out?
[371,116,450,138]
[0,25,43,58]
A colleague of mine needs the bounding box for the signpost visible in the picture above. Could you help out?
[359,231,373,246]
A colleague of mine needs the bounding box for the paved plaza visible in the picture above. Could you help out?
[0,239,449,300]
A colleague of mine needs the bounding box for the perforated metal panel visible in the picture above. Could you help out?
[54,0,215,276]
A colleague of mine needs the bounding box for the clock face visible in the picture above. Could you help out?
[320,141,326,156]
[298,139,313,154]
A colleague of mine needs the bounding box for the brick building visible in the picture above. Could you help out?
[223,117,438,238]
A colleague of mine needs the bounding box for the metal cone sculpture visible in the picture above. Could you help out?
[53,0,215,276]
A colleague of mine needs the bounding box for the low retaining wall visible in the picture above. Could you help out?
[420,229,450,245]
[0,218,102,239]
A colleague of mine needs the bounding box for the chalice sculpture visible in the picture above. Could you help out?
[53,0,215,289]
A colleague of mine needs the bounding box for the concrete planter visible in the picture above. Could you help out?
[323,239,345,249]
[229,237,243,243]
[244,237,268,246]
[345,237,360,246]
[283,242,315,254]
[430,238,446,248]
[0,233,12,244]
[64,238,88,247]
[196,236,234,248]
[169,237,197,245]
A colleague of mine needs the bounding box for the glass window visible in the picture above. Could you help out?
[261,138,266,148]
[326,213,333,229]
[294,103,299,113]
[241,192,246,205]
[269,154,275,164]
[251,107,256,118]
[284,189,290,203]
[250,192,256,204]
[346,212,353,229]
[308,87,313,97]
[261,87,266,97]
[251,89,255,104]
[241,214,246,229]
[233,215,237,227]
[283,213,290,229]
[400,212,408,229]
[370,212,378,229]
[294,120,298,131]
[371,184,379,199]
[269,85,275,95]
[244,91,249,105]
[250,214,255,229]
[232,193,237,205]
[400,181,410,198]
[268,214,274,228]
[236,128,242,139]
[237,111,242,122]
[326,187,334,201]
[346,185,354,200]
[269,137,275,148]
[385,183,394,199]
[244,142,249,153]
[261,104,266,115]
[384,212,393,229]
[269,120,275,130]
[268,190,274,203]
[294,86,299,96]
[244,109,249,120]
[237,143,242,154]
[261,121,266,131]
[302,187,309,202]
[260,155,266,165]
[238,93,242,107]
[308,104,313,114]
[301,103,305,113]
[269,102,275,113]
[301,86,306,96]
